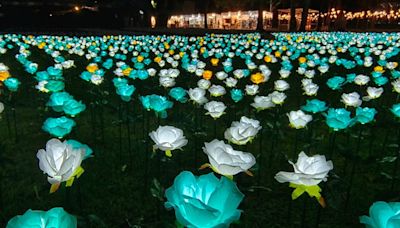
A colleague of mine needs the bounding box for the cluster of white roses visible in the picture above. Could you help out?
[149,117,261,178]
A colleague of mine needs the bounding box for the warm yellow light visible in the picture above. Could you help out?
[151,16,156,28]
[74,6,80,11]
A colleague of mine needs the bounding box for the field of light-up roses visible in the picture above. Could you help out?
[0,32,400,227]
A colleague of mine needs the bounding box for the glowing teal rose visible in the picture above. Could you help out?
[47,66,62,78]
[42,116,76,138]
[140,95,151,110]
[25,63,38,74]
[134,62,144,70]
[140,95,173,118]
[63,99,86,117]
[144,59,152,65]
[391,104,400,118]
[102,59,113,69]
[7,207,77,228]
[374,77,389,86]
[47,92,74,112]
[165,171,244,228]
[392,70,400,79]
[372,71,382,79]
[346,73,357,83]
[35,71,49,81]
[360,201,400,228]
[301,99,328,114]
[224,65,233,73]
[80,71,92,81]
[324,108,353,131]
[66,139,93,159]
[169,87,187,103]
[231,89,244,103]
[4,78,20,92]
[326,76,345,90]
[129,69,138,79]
[137,70,149,80]
[355,107,377,124]
[55,56,65,63]
[116,84,135,102]
[45,80,65,92]
[112,78,128,87]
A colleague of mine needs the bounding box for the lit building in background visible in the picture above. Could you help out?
[167,10,319,31]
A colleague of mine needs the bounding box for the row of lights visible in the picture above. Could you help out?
[327,8,400,20]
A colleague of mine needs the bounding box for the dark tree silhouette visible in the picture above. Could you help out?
[299,0,310,31]
[289,0,297,31]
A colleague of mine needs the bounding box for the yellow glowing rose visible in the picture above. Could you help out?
[374,66,384,73]
[86,64,98,73]
[275,51,281,58]
[137,56,144,62]
[169,50,174,55]
[203,70,213,80]
[299,57,307,64]
[200,47,206,54]
[179,52,185,58]
[211,58,219,66]
[251,73,265,84]
[0,71,10,82]
[38,42,46,49]
[154,56,162,63]
[264,56,272,63]
[123,68,132,76]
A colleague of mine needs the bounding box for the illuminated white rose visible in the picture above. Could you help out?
[225,77,238,88]
[195,68,204,77]
[318,65,329,74]
[365,87,384,100]
[189,87,208,105]
[279,69,291,78]
[37,139,84,188]
[233,69,245,79]
[204,101,226,119]
[270,91,287,105]
[147,68,157,77]
[274,80,290,92]
[208,85,226,97]
[202,139,256,176]
[304,70,315,79]
[245,84,259,96]
[149,126,188,157]
[197,79,211,90]
[297,67,306,75]
[392,79,400,93]
[287,110,312,129]
[224,117,262,145]
[354,75,370,86]
[251,95,275,111]
[303,83,319,96]
[90,75,103,85]
[159,76,176,88]
[216,71,228,80]
[168,69,180,78]
[341,92,362,107]
[275,152,333,186]
[0,102,4,114]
